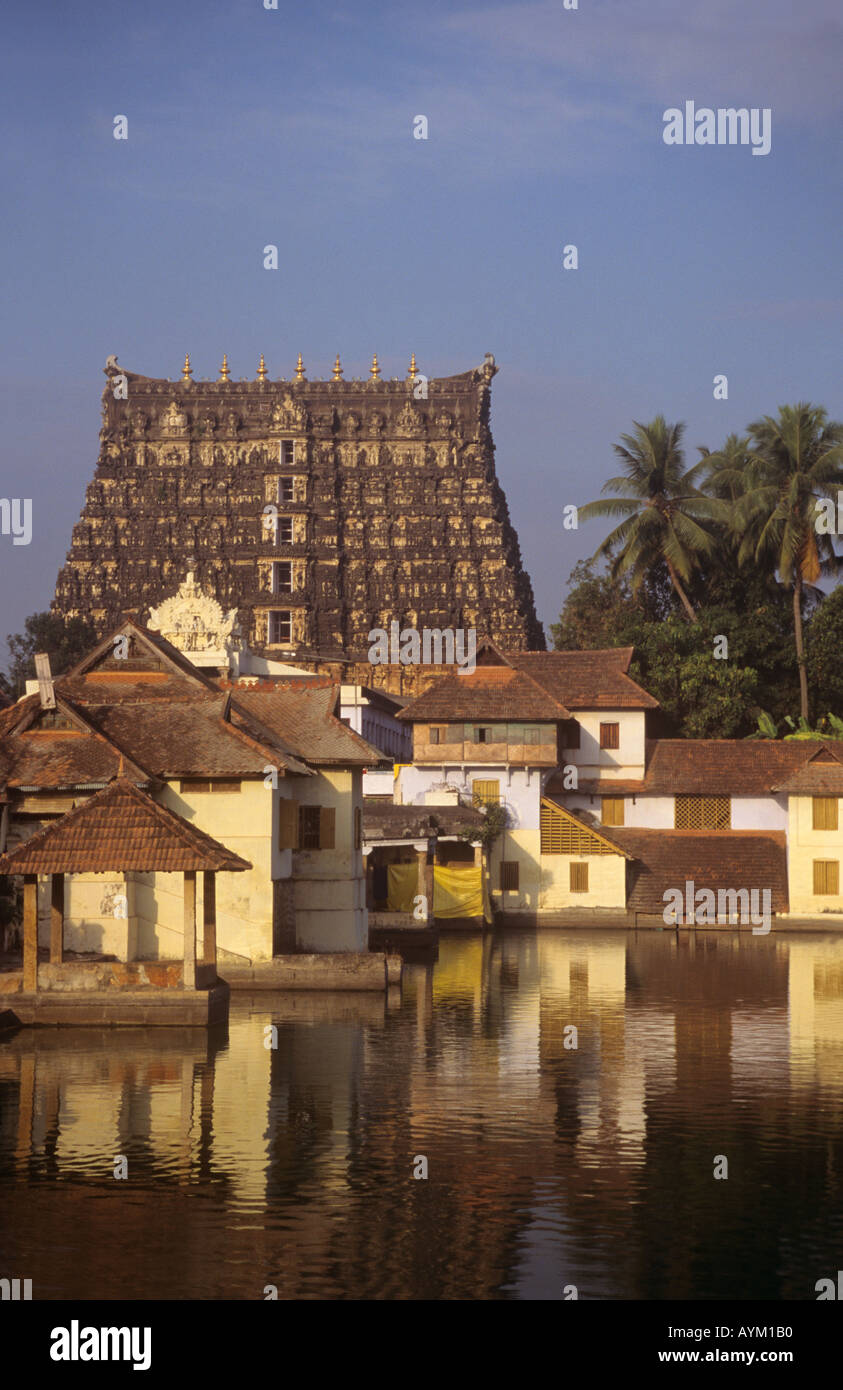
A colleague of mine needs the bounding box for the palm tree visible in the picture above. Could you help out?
[579,416,725,622]
[704,404,843,719]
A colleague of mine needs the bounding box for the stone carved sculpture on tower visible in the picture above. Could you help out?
[147,571,241,667]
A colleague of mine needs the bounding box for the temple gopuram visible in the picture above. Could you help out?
[52,351,545,695]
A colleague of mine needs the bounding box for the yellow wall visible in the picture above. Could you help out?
[539,851,626,911]
[488,829,627,913]
[292,768,368,952]
[786,795,843,916]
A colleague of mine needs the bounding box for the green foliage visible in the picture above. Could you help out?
[458,799,509,850]
[806,584,843,716]
[626,611,759,738]
[569,402,843,733]
[578,415,727,620]
[5,611,98,698]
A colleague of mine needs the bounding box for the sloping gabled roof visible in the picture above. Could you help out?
[229,685,381,765]
[512,650,659,710]
[604,828,788,915]
[772,743,843,794]
[0,778,251,874]
[397,664,570,722]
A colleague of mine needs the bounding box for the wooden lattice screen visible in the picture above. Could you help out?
[674,794,731,829]
[540,803,615,854]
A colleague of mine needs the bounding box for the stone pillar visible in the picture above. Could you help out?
[202,872,217,970]
[50,875,64,965]
[23,875,38,992]
[415,847,427,904]
[183,870,197,990]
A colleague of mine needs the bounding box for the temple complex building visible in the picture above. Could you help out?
[52,352,545,697]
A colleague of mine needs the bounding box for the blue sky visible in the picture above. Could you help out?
[1,0,841,658]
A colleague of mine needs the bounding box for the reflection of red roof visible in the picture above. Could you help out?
[0,778,251,874]
[601,828,789,914]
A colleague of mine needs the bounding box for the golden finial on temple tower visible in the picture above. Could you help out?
[332,354,343,381]
[182,353,192,382]
[218,353,230,382]
[257,353,268,382]
[408,352,417,379]
[370,353,381,380]
[294,352,305,381]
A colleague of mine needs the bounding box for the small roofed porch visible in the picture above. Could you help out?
[0,778,251,1027]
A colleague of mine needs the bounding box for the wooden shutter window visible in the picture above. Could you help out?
[499,861,519,891]
[278,798,299,850]
[319,806,336,849]
[601,797,624,826]
[813,860,839,895]
[813,797,838,831]
[570,862,589,893]
[473,780,500,806]
[599,723,619,750]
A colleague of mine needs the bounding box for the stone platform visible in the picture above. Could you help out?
[224,952,399,991]
[0,982,229,1027]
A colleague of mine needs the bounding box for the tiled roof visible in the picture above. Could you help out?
[230,685,381,765]
[772,745,843,794]
[1,697,152,789]
[548,739,833,797]
[397,647,659,721]
[85,697,305,778]
[513,650,659,710]
[603,828,789,914]
[5,730,149,790]
[363,801,484,840]
[636,740,824,795]
[396,665,569,722]
[0,778,251,874]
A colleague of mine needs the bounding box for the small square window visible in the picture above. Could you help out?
[599,723,620,750]
[561,719,580,749]
[273,561,293,595]
[813,860,839,895]
[570,862,589,893]
[813,797,838,831]
[472,779,500,807]
[269,610,292,644]
[601,797,624,826]
[299,805,321,850]
[499,861,519,892]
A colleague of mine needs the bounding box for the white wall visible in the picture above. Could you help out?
[563,709,647,777]
[553,791,789,831]
[397,763,543,830]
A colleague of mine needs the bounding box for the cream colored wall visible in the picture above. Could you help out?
[142,779,278,962]
[785,795,843,915]
[36,872,138,959]
[489,829,542,913]
[292,767,368,952]
[488,830,627,913]
[539,852,627,911]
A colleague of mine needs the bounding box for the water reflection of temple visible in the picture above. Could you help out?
[1,930,843,1299]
